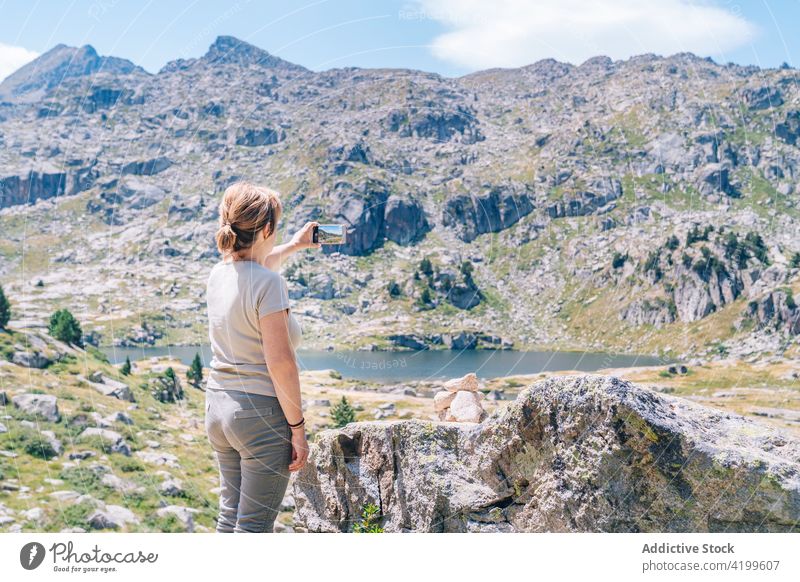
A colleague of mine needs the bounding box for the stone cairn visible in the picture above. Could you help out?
[433,372,487,423]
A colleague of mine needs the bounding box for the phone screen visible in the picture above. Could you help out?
[316,224,346,244]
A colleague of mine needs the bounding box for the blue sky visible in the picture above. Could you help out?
[0,0,799,81]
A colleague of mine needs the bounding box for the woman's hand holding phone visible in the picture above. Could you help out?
[290,221,322,250]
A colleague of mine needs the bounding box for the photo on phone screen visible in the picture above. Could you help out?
[314,224,346,245]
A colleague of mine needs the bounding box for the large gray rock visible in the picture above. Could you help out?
[81,373,135,402]
[119,178,165,210]
[11,351,52,368]
[78,428,131,456]
[442,182,534,242]
[294,375,800,532]
[120,156,172,176]
[383,195,429,245]
[12,393,60,422]
[87,504,139,530]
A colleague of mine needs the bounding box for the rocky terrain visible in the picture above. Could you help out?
[294,375,800,532]
[1,323,798,533]
[0,36,798,360]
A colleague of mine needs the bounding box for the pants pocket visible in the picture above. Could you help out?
[233,406,275,420]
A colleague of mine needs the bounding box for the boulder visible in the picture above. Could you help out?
[235,126,285,146]
[156,505,198,531]
[11,351,52,368]
[102,411,135,426]
[324,182,389,256]
[81,373,135,402]
[78,428,131,456]
[40,430,63,456]
[741,86,783,110]
[294,375,800,532]
[12,393,60,422]
[442,183,534,242]
[119,178,165,210]
[433,391,456,412]
[87,504,139,530]
[159,479,184,497]
[387,333,428,351]
[443,372,479,392]
[101,474,144,494]
[448,391,485,423]
[150,372,184,403]
[383,195,429,245]
[135,451,180,468]
[120,156,173,176]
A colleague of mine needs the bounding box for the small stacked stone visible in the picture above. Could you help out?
[434,372,487,423]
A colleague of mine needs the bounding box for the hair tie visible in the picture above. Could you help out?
[223,221,232,228]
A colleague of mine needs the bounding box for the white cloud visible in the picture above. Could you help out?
[0,42,39,82]
[414,0,758,70]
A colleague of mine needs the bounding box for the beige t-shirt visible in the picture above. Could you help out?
[205,260,302,396]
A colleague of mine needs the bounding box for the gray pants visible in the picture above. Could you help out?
[204,388,292,533]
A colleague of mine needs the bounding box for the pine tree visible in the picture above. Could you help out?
[187,352,204,388]
[331,396,356,428]
[48,308,82,346]
[419,257,433,276]
[121,355,132,376]
[0,285,10,330]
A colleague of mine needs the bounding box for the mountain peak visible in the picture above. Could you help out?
[201,35,306,71]
[0,43,146,103]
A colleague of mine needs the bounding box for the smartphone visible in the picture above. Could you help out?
[312,224,347,245]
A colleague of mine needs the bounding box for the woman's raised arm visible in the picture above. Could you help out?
[261,221,321,271]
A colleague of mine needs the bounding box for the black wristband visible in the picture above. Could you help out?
[288,417,305,428]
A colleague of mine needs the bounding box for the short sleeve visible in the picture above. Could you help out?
[256,272,291,319]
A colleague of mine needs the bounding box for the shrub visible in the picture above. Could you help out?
[686,224,712,246]
[4,426,59,460]
[419,257,433,276]
[330,396,356,428]
[386,280,401,298]
[783,288,797,310]
[48,308,83,346]
[0,285,10,329]
[612,252,627,269]
[723,232,750,269]
[118,458,146,473]
[791,252,800,269]
[144,513,186,533]
[186,353,203,388]
[121,356,132,376]
[643,250,662,282]
[743,232,769,264]
[417,287,434,308]
[59,466,103,493]
[693,247,728,282]
[665,235,680,251]
[56,500,95,529]
[352,503,383,533]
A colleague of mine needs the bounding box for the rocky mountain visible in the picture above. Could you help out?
[0,36,799,359]
[294,375,800,532]
[0,43,145,103]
